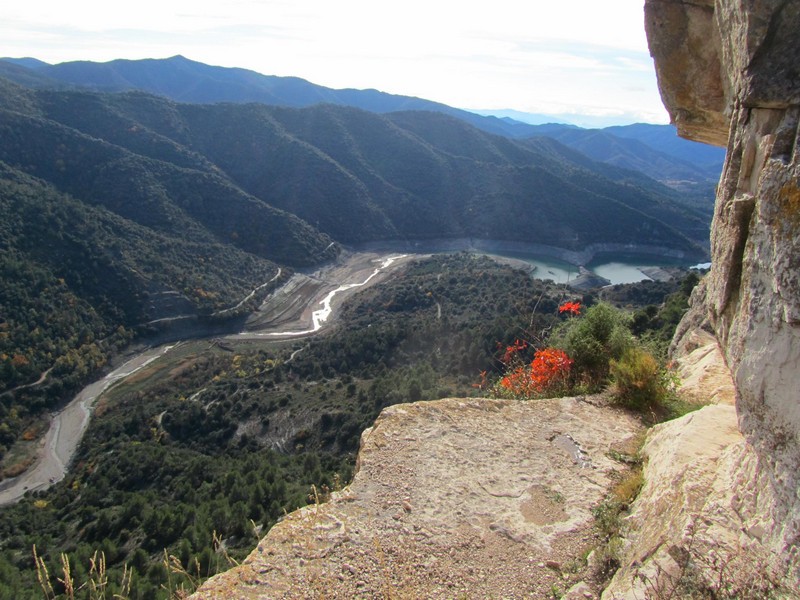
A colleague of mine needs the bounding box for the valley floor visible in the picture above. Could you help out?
[0,250,417,506]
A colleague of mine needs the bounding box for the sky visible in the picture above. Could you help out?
[1,0,670,126]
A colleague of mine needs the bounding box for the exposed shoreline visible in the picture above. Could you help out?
[350,237,705,267]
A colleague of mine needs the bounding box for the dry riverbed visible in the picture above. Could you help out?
[0,250,416,506]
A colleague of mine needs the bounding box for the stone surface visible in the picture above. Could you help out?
[605,0,800,595]
[645,0,800,145]
[672,327,735,406]
[602,401,789,598]
[645,0,727,145]
[191,397,643,599]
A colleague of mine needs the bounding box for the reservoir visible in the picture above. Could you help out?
[494,251,691,285]
[357,240,701,286]
[586,253,691,284]
[499,253,579,284]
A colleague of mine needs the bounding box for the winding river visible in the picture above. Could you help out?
[0,345,178,505]
[238,255,406,338]
[0,253,408,506]
[0,247,688,506]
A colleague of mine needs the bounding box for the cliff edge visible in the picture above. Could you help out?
[191,397,643,599]
[604,1,800,597]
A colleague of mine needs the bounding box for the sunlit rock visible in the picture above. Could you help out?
[192,397,642,599]
[604,1,800,596]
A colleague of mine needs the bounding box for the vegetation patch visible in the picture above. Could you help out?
[0,255,701,598]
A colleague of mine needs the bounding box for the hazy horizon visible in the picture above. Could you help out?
[2,0,669,126]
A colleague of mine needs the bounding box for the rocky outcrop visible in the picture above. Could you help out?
[604,399,792,598]
[192,397,643,599]
[601,329,785,598]
[672,327,735,406]
[604,1,800,596]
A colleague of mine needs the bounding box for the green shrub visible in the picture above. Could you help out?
[552,302,633,388]
[610,347,665,410]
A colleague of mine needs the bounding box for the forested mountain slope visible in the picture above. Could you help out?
[1,79,710,251]
[0,75,709,464]
[0,55,726,180]
[0,76,710,391]
[523,122,724,202]
[0,55,535,138]
[0,78,335,435]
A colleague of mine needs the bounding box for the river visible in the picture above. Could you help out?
[498,252,691,285]
[0,345,178,505]
[0,247,689,505]
[0,252,410,506]
[237,255,407,338]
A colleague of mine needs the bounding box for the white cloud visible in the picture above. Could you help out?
[1,0,668,124]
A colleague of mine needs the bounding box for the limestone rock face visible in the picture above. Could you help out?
[646,0,800,145]
[605,0,800,595]
[672,327,735,406]
[645,0,727,145]
[191,397,642,599]
[601,401,784,598]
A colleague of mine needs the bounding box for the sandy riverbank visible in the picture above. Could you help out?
[235,250,419,338]
[0,251,416,505]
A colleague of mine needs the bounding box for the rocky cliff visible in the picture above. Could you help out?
[604,1,800,597]
[192,397,643,599]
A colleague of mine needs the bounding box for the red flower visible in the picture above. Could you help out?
[558,301,581,316]
[472,370,489,389]
[500,339,528,365]
[499,347,572,398]
[528,348,573,391]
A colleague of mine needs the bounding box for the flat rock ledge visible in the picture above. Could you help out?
[191,396,643,599]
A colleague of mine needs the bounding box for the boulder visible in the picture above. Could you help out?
[191,397,643,599]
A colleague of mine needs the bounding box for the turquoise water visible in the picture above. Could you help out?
[496,251,690,285]
[590,261,652,284]
[587,253,688,284]
[523,257,580,284]
[494,253,580,284]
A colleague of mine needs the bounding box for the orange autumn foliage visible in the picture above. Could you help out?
[558,301,581,316]
[499,347,573,398]
[499,339,528,365]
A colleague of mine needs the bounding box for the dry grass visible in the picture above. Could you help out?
[633,523,792,600]
[591,460,646,584]
[611,467,644,507]
[34,545,132,600]
[34,541,241,599]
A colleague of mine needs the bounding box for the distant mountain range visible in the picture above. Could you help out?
[0,55,725,195]
[0,74,710,248]
[0,55,535,139]
[0,57,715,405]
[523,123,723,200]
[0,52,724,456]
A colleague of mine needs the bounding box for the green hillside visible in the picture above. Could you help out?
[0,76,709,468]
[0,68,713,595]
[0,80,710,253]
